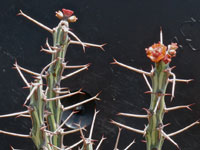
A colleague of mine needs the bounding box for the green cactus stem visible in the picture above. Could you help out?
[0,9,104,150]
[29,79,52,150]
[111,30,199,150]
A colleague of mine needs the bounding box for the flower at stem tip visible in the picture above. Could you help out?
[145,39,178,64]
[55,8,78,22]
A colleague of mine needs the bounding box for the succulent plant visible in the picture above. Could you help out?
[111,29,199,150]
[0,9,105,150]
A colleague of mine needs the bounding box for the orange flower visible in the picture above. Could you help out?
[145,43,167,63]
[162,54,172,64]
[168,43,178,57]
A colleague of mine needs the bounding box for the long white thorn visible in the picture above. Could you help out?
[111,120,144,135]
[55,111,75,133]
[143,124,148,137]
[168,78,193,83]
[17,10,53,33]
[143,73,152,91]
[77,124,87,144]
[16,114,31,118]
[43,38,57,53]
[153,96,161,114]
[114,127,122,150]
[111,58,151,76]
[43,129,55,135]
[69,40,106,51]
[89,109,99,140]
[14,61,31,88]
[40,47,57,54]
[10,146,23,150]
[40,58,59,77]
[62,127,86,135]
[95,136,106,150]
[117,112,148,118]
[45,87,49,96]
[49,143,62,150]
[160,28,163,45]
[0,130,30,138]
[54,90,70,95]
[89,110,99,139]
[165,104,194,112]
[52,87,70,95]
[61,65,90,80]
[45,89,82,102]
[168,121,200,137]
[170,72,176,101]
[63,92,100,111]
[65,139,83,150]
[0,110,29,118]
[45,38,53,51]
[24,84,38,105]
[14,63,41,77]
[161,130,180,149]
[65,30,85,52]
[53,87,69,91]
[64,63,90,69]
[124,139,135,150]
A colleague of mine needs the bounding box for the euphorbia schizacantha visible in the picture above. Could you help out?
[111,30,199,150]
[145,42,178,64]
[0,9,106,150]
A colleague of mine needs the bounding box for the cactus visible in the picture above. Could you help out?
[111,29,200,150]
[0,9,105,150]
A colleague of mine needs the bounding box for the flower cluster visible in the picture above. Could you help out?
[55,8,78,22]
[145,42,178,64]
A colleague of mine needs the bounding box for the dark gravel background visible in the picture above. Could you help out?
[0,0,200,149]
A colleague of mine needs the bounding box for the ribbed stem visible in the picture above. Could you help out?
[46,20,70,149]
[30,79,52,150]
[146,61,170,150]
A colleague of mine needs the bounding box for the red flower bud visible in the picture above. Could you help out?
[62,9,74,17]
[162,54,172,64]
